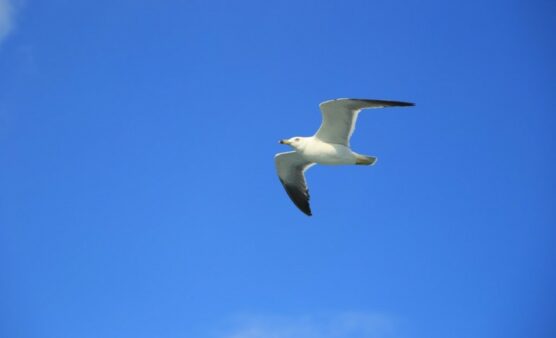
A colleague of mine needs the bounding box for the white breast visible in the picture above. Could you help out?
[299,138,356,165]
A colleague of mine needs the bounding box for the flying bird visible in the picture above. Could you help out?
[275,98,414,216]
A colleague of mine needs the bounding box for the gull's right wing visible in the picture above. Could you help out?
[274,151,315,216]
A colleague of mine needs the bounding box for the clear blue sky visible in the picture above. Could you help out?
[1,1,555,337]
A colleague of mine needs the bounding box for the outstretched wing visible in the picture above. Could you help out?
[274,151,315,216]
[315,98,414,146]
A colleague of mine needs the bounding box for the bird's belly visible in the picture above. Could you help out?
[301,143,356,165]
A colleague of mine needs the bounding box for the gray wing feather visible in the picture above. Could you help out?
[274,151,315,216]
[315,98,414,146]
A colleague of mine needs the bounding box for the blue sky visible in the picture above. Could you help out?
[0,0,555,337]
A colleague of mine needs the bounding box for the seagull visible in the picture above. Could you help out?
[275,98,414,216]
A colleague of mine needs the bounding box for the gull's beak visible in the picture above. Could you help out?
[279,139,290,145]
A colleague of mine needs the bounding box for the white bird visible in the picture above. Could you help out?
[275,98,414,216]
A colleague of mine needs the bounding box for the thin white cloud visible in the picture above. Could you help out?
[220,312,397,338]
[0,0,15,45]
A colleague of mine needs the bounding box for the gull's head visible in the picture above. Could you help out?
[279,136,307,150]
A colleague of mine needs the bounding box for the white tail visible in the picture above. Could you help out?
[355,155,377,166]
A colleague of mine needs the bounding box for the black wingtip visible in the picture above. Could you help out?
[341,98,415,107]
[281,182,312,216]
[294,205,312,216]
[381,100,415,107]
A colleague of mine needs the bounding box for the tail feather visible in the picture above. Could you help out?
[355,155,377,166]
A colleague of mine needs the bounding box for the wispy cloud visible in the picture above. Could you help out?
[220,312,397,338]
[0,0,15,45]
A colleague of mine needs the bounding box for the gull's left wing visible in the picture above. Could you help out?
[275,151,315,216]
[315,98,414,146]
